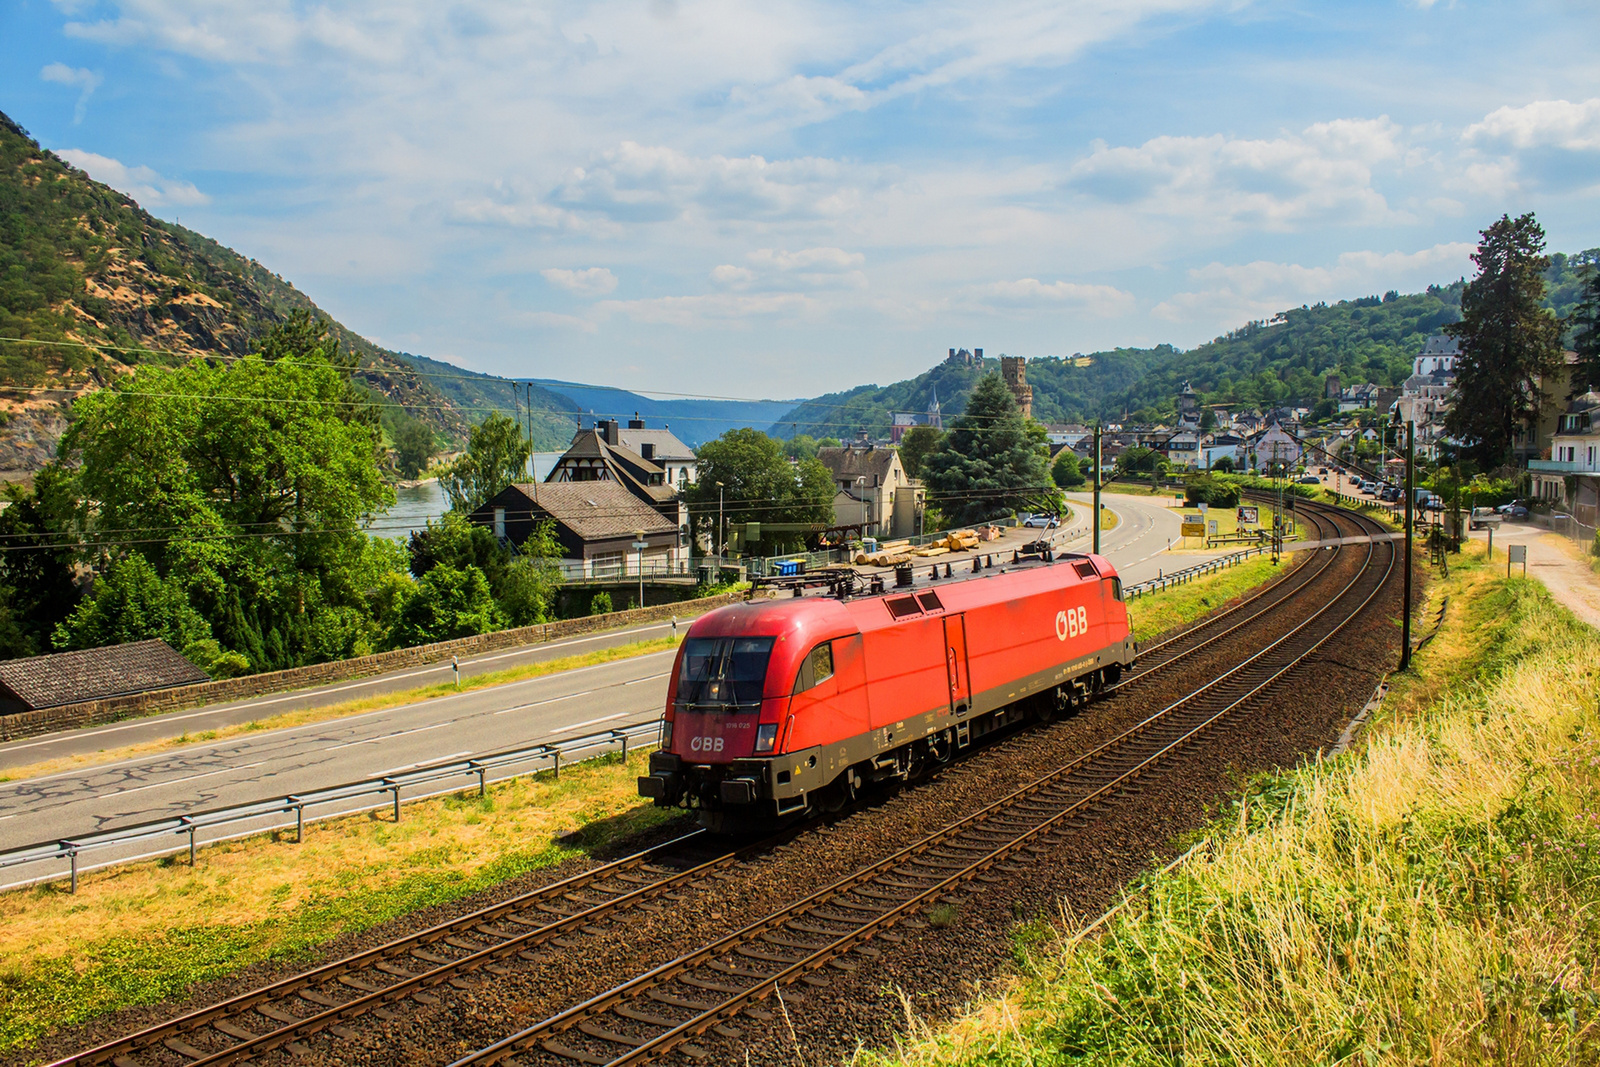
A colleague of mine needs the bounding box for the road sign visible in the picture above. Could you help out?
[1507,543,1527,576]
[1238,505,1259,524]
[631,541,649,550]
[1181,522,1206,537]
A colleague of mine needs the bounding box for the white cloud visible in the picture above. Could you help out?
[1151,242,1474,329]
[709,264,756,287]
[39,61,102,123]
[555,142,879,224]
[1067,118,1408,231]
[969,278,1135,315]
[1464,98,1600,152]
[747,246,865,272]
[596,292,815,328]
[54,149,209,207]
[540,266,618,296]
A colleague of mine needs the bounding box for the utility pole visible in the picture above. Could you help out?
[716,481,725,568]
[1092,422,1103,555]
[1400,419,1415,670]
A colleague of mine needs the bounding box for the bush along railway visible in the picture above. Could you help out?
[48,497,1400,1067]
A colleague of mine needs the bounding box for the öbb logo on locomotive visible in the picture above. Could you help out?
[638,550,1136,831]
[1055,606,1089,641]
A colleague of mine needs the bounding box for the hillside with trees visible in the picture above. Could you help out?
[0,109,577,472]
[774,252,1596,435]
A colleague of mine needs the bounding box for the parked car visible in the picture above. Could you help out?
[1296,475,1320,485]
[1469,507,1502,530]
[1021,513,1059,529]
[1380,486,1402,502]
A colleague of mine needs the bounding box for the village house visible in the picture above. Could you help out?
[1529,391,1600,527]
[469,481,683,580]
[614,416,697,490]
[816,442,924,538]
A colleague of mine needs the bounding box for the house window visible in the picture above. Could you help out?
[591,551,625,577]
[493,507,505,539]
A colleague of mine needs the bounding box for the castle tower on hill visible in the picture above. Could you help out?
[1000,356,1033,420]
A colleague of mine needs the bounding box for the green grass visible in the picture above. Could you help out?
[0,750,678,1057]
[1127,554,1285,643]
[864,548,1600,1066]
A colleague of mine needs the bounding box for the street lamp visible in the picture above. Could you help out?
[856,476,868,541]
[633,529,647,611]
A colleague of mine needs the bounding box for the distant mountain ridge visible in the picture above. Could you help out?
[529,379,804,448]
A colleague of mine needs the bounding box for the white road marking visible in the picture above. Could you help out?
[5,653,680,786]
[107,760,269,798]
[323,721,452,752]
[547,712,630,735]
[0,625,681,757]
[381,751,472,774]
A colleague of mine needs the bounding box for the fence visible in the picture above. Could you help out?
[0,719,664,893]
[1123,544,1271,600]
[554,557,696,582]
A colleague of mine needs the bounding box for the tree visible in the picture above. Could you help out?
[1200,407,1217,432]
[1115,446,1166,478]
[684,429,836,553]
[442,412,531,513]
[0,468,79,657]
[387,563,502,648]
[53,553,212,656]
[393,417,437,479]
[897,425,943,480]
[1051,449,1086,488]
[1571,254,1600,395]
[1212,455,1236,474]
[1445,213,1565,468]
[920,375,1051,526]
[782,435,821,462]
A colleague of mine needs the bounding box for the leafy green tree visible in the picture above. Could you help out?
[1199,407,1218,432]
[53,554,211,655]
[1115,446,1166,477]
[782,435,821,462]
[393,417,437,479]
[1051,449,1086,488]
[442,412,531,513]
[388,564,502,647]
[0,469,80,657]
[1212,455,1236,474]
[1185,474,1241,507]
[589,591,613,615]
[920,375,1050,526]
[897,426,943,481]
[685,429,835,552]
[1571,255,1600,395]
[1445,213,1566,468]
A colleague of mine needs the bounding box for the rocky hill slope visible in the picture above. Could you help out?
[0,110,577,474]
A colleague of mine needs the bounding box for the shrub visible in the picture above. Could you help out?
[589,591,613,616]
[1185,474,1241,507]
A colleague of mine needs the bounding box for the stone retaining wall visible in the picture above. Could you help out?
[0,593,747,743]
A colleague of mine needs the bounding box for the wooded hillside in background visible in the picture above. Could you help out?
[0,110,577,471]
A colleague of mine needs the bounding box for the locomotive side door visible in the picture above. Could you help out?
[943,614,971,714]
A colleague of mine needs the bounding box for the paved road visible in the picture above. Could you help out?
[0,614,693,775]
[0,493,1220,862]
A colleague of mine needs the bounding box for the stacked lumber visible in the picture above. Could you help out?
[913,545,950,557]
[942,530,980,551]
[854,550,914,566]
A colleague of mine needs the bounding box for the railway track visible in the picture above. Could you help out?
[54,500,1394,1067]
[445,505,1397,1067]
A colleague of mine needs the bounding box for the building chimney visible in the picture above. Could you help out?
[598,418,619,445]
[628,412,645,430]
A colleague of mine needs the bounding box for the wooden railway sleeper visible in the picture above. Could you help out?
[542,1037,612,1064]
[644,990,717,1011]
[612,1003,686,1028]
[578,1020,651,1046]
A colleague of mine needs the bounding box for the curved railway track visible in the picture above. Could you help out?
[53,500,1396,1067]
[447,503,1397,1067]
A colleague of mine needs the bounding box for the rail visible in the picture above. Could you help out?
[0,719,664,894]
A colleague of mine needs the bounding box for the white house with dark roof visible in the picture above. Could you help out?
[615,416,697,489]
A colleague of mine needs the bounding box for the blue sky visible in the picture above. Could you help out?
[3,1,1598,398]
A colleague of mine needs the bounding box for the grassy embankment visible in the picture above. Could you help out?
[0,636,680,784]
[0,550,1299,1058]
[865,538,1600,1066]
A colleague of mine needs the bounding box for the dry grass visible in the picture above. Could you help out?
[0,636,680,784]
[863,545,1600,1065]
[0,747,677,1054]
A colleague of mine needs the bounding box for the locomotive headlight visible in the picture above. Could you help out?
[754,723,779,753]
[661,720,673,747]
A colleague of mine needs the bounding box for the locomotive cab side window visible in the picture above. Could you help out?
[792,641,835,694]
[1109,577,1124,602]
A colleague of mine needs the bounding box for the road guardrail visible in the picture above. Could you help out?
[0,719,664,893]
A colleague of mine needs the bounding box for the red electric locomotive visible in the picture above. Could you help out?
[638,550,1135,830]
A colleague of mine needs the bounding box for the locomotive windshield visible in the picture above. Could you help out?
[677,637,774,710]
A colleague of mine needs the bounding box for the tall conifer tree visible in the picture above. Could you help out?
[1444,213,1564,467]
[921,374,1050,525]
